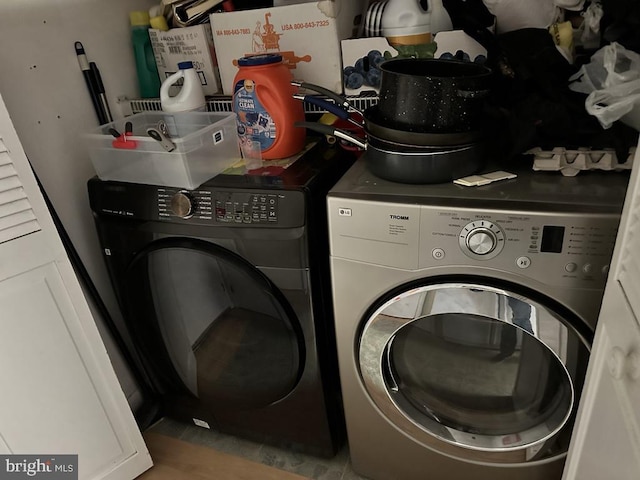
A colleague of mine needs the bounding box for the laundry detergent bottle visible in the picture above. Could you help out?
[130,10,161,98]
[232,54,306,160]
[160,61,206,113]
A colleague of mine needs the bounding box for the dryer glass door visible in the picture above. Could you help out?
[124,237,304,410]
[358,283,590,462]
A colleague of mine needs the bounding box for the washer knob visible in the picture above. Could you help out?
[467,228,497,255]
[170,191,195,218]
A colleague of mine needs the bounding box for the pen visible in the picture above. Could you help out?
[90,61,113,124]
[74,41,108,125]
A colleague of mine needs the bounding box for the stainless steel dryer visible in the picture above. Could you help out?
[327,160,629,479]
[88,143,353,457]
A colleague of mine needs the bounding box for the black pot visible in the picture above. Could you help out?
[377,58,493,133]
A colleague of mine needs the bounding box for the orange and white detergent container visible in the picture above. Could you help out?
[232,54,306,160]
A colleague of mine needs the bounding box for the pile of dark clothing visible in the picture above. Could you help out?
[443,0,640,165]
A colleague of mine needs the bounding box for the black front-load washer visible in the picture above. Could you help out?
[87,142,354,456]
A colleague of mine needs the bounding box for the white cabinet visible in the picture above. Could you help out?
[0,93,152,479]
[563,144,640,479]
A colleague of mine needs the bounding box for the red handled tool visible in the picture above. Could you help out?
[110,121,137,149]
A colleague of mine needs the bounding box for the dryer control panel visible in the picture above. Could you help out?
[328,197,621,289]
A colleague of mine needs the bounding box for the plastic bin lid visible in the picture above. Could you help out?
[237,54,283,67]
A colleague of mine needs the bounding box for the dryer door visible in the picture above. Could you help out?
[358,282,590,463]
[123,237,305,411]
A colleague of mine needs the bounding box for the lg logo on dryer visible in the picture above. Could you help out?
[389,214,409,220]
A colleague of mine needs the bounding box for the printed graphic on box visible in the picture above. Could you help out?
[211,2,363,95]
[221,11,314,72]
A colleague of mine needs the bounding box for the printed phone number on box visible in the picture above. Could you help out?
[216,28,252,36]
[215,19,330,36]
[281,20,330,30]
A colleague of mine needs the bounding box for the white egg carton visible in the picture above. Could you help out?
[529,146,636,176]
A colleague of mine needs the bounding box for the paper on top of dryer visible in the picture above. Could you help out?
[453,171,517,187]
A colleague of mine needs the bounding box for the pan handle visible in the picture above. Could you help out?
[293,94,364,128]
[291,80,365,116]
[295,121,367,150]
[293,94,349,119]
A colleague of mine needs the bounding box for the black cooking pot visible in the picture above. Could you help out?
[377,58,493,133]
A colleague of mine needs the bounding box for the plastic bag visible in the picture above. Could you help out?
[585,79,640,130]
[569,42,640,130]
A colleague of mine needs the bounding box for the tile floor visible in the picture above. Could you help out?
[146,417,369,480]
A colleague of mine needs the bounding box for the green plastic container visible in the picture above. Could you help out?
[130,11,161,98]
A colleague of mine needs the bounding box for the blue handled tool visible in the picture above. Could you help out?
[293,94,363,129]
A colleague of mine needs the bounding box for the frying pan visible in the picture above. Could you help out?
[296,121,484,184]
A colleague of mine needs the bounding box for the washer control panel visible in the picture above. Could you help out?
[213,191,279,224]
[157,187,304,227]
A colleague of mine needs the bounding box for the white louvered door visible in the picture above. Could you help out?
[0,93,152,479]
[0,140,40,244]
[563,142,640,479]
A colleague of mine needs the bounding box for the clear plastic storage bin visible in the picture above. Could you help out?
[84,111,240,189]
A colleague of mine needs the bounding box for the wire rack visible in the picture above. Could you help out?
[128,93,379,115]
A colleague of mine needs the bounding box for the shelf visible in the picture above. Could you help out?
[127,94,379,115]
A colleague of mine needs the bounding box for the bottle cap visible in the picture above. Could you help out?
[130,11,151,27]
[237,54,283,67]
[149,15,169,31]
[178,61,195,69]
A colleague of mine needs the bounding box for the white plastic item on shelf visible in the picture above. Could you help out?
[160,61,206,113]
[529,146,636,177]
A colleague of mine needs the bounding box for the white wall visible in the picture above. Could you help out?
[0,0,158,409]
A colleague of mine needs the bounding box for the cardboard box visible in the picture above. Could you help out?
[149,23,221,96]
[210,1,364,95]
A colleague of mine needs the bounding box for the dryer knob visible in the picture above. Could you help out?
[170,191,195,218]
[466,228,497,255]
[460,221,504,259]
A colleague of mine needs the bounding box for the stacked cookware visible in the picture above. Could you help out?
[296,58,493,184]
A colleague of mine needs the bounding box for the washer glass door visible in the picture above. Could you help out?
[358,283,590,462]
[124,237,304,410]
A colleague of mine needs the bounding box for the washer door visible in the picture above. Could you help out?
[359,282,590,463]
[123,237,305,410]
